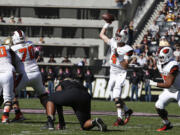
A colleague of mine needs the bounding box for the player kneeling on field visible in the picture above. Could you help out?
[42,78,107,132]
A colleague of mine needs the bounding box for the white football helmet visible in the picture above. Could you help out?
[158,47,173,65]
[115,28,128,44]
[12,30,25,44]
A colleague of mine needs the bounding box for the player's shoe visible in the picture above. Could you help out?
[41,121,54,130]
[156,122,173,131]
[56,123,66,130]
[11,113,25,122]
[1,115,9,123]
[124,109,133,125]
[95,118,107,132]
[113,118,124,126]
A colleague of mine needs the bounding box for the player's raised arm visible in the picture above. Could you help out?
[99,13,115,44]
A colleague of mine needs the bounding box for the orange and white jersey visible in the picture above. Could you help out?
[11,41,39,73]
[0,45,15,72]
[157,59,180,92]
[107,38,133,73]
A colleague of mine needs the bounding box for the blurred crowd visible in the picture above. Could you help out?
[39,66,95,97]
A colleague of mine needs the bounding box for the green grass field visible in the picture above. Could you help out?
[0,99,180,135]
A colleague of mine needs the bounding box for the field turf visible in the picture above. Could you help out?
[0,99,180,135]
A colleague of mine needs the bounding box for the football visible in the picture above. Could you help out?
[102,13,115,23]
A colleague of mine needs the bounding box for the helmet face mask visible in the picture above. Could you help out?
[115,28,128,44]
[12,30,25,45]
[158,47,173,65]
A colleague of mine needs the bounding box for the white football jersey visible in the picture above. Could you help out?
[107,38,133,73]
[0,45,15,72]
[11,41,39,73]
[157,59,180,92]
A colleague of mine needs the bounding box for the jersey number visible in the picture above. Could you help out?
[0,46,7,57]
[19,46,34,62]
[111,54,117,64]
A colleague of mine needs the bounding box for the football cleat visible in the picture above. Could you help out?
[157,122,173,131]
[56,123,66,130]
[124,109,133,125]
[11,112,25,122]
[113,118,124,126]
[41,121,54,130]
[1,115,9,123]
[95,118,107,132]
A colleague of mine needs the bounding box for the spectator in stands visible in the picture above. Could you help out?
[177,11,180,21]
[130,70,140,101]
[146,52,157,70]
[73,68,84,84]
[54,68,64,88]
[9,16,16,24]
[64,67,72,79]
[129,57,139,67]
[128,21,135,46]
[143,70,152,102]
[47,68,55,95]
[159,36,170,46]
[149,21,159,37]
[40,67,47,86]
[165,10,175,22]
[167,0,177,9]
[78,58,87,66]
[168,26,176,36]
[39,37,45,44]
[173,44,180,63]
[56,68,64,82]
[169,35,177,47]
[115,0,124,8]
[36,54,44,63]
[0,16,6,23]
[84,69,95,97]
[61,56,71,63]
[34,45,42,59]
[17,17,22,24]
[150,37,158,46]
[156,11,166,22]
[48,55,56,63]
[177,26,180,36]
[137,53,147,67]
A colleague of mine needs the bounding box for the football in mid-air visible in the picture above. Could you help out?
[102,13,115,23]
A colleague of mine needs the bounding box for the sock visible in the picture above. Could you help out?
[162,119,170,125]
[117,108,123,119]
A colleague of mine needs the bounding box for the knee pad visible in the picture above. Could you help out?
[39,93,49,108]
[115,98,124,108]
[156,108,168,119]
